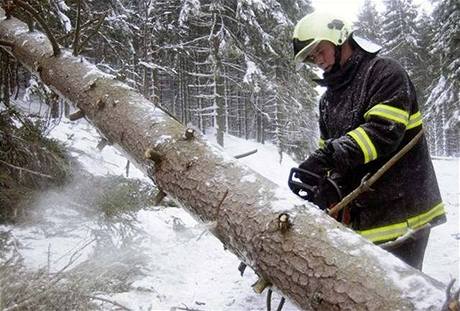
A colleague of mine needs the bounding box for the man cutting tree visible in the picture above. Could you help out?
[288,11,446,270]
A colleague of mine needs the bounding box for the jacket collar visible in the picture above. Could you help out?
[314,49,370,90]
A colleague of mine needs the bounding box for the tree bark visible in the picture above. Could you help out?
[0,11,448,311]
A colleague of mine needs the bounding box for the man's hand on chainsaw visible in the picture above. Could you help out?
[288,149,344,210]
[314,172,344,210]
[298,148,332,178]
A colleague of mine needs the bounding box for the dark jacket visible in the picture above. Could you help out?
[312,48,446,244]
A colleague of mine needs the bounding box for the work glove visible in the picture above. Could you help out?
[290,146,344,210]
[298,148,333,180]
[313,171,344,210]
[289,169,343,210]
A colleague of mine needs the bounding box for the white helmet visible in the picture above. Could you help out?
[292,11,381,67]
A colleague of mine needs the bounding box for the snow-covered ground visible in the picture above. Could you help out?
[2,117,459,310]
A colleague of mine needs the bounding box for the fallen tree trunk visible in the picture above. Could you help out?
[0,11,448,310]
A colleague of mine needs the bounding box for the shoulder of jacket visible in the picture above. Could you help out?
[370,56,407,76]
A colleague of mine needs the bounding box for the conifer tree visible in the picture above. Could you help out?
[7,0,320,157]
[424,0,460,156]
[354,0,382,44]
[412,12,436,101]
[380,0,420,75]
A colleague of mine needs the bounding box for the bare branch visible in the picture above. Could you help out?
[0,159,54,179]
[77,12,106,54]
[72,0,81,56]
[234,149,257,159]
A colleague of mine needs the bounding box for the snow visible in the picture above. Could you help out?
[424,157,460,282]
[48,118,147,179]
[178,0,201,28]
[56,10,72,33]
[243,56,263,88]
[1,114,459,310]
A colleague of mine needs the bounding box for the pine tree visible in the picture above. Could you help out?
[431,0,460,83]
[8,0,320,158]
[354,0,382,44]
[380,0,420,75]
[425,0,460,156]
[412,12,436,102]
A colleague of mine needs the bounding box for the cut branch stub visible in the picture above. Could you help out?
[85,80,97,91]
[95,98,105,110]
[252,276,272,294]
[183,128,195,140]
[144,148,163,165]
[278,213,291,233]
[33,61,42,73]
[95,94,109,110]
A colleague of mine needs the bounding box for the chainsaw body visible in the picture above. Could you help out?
[288,167,343,212]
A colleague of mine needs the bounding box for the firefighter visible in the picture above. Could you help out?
[289,11,446,269]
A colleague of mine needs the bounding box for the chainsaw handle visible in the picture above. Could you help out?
[288,167,319,200]
[288,167,344,209]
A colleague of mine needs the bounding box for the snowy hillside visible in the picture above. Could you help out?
[1,118,458,310]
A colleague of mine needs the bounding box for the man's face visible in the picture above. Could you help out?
[305,41,336,72]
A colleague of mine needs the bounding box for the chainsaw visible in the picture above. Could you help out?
[288,167,348,222]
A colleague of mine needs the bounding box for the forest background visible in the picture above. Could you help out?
[1,0,458,161]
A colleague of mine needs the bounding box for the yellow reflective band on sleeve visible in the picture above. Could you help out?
[364,104,409,126]
[356,202,446,243]
[407,111,423,129]
[347,127,378,164]
[318,138,325,149]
